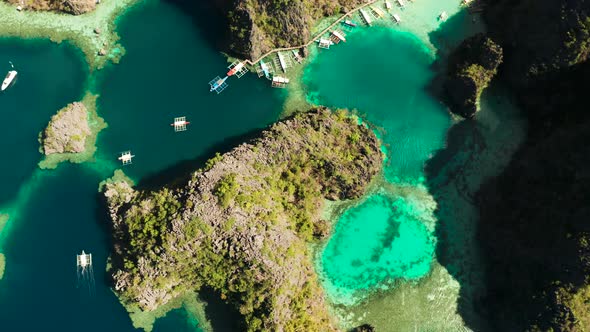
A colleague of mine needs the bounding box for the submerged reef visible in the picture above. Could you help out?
[462,0,590,331]
[102,109,383,331]
[225,0,369,60]
[444,33,503,118]
[40,101,91,155]
[0,0,142,69]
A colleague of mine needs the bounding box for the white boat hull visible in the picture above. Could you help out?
[2,70,17,91]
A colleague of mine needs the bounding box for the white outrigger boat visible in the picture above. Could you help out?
[2,63,17,91]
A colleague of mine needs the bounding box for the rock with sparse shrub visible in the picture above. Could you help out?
[40,102,90,155]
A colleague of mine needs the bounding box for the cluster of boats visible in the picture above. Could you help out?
[2,62,17,92]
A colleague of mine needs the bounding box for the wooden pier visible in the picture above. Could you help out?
[244,0,380,66]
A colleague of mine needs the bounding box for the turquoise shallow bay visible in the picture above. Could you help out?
[304,27,448,303]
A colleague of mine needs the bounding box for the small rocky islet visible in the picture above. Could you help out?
[40,101,91,155]
[102,109,383,331]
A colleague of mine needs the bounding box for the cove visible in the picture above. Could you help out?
[0,0,285,331]
[304,27,449,303]
[95,0,285,183]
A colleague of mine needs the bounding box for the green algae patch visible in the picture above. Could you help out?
[0,214,8,235]
[0,0,143,69]
[0,253,4,280]
[38,93,107,169]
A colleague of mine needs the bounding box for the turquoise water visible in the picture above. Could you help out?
[305,27,450,184]
[0,0,284,331]
[304,27,449,302]
[321,194,435,298]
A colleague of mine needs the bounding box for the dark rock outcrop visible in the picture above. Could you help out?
[444,33,503,118]
[103,109,383,331]
[468,0,590,331]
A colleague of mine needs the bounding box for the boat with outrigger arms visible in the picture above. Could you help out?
[2,62,17,92]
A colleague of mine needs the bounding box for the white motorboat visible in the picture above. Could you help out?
[1,70,17,91]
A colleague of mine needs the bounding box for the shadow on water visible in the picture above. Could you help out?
[424,119,489,332]
[135,126,265,191]
[423,9,492,332]
[163,0,231,53]
[199,288,245,332]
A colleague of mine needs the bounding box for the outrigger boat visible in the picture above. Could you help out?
[2,63,17,91]
[343,19,357,27]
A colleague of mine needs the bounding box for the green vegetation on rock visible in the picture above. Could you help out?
[227,0,366,59]
[102,108,383,331]
[444,33,503,118]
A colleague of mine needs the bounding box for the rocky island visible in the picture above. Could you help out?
[40,101,91,155]
[102,108,383,331]
[37,94,106,169]
[444,33,503,118]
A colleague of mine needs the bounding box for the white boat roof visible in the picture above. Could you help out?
[272,76,289,83]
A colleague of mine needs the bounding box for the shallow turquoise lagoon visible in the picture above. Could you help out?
[304,27,449,302]
[321,194,435,299]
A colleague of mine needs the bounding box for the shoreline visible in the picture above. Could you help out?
[0,0,145,70]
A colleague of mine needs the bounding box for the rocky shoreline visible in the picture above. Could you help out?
[0,0,142,69]
[40,101,91,155]
[444,33,503,118]
[38,94,107,169]
[452,0,590,330]
[102,108,383,331]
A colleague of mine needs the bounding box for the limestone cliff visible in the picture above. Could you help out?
[227,0,369,60]
[444,33,503,118]
[102,109,383,331]
[466,1,590,331]
[40,101,91,155]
